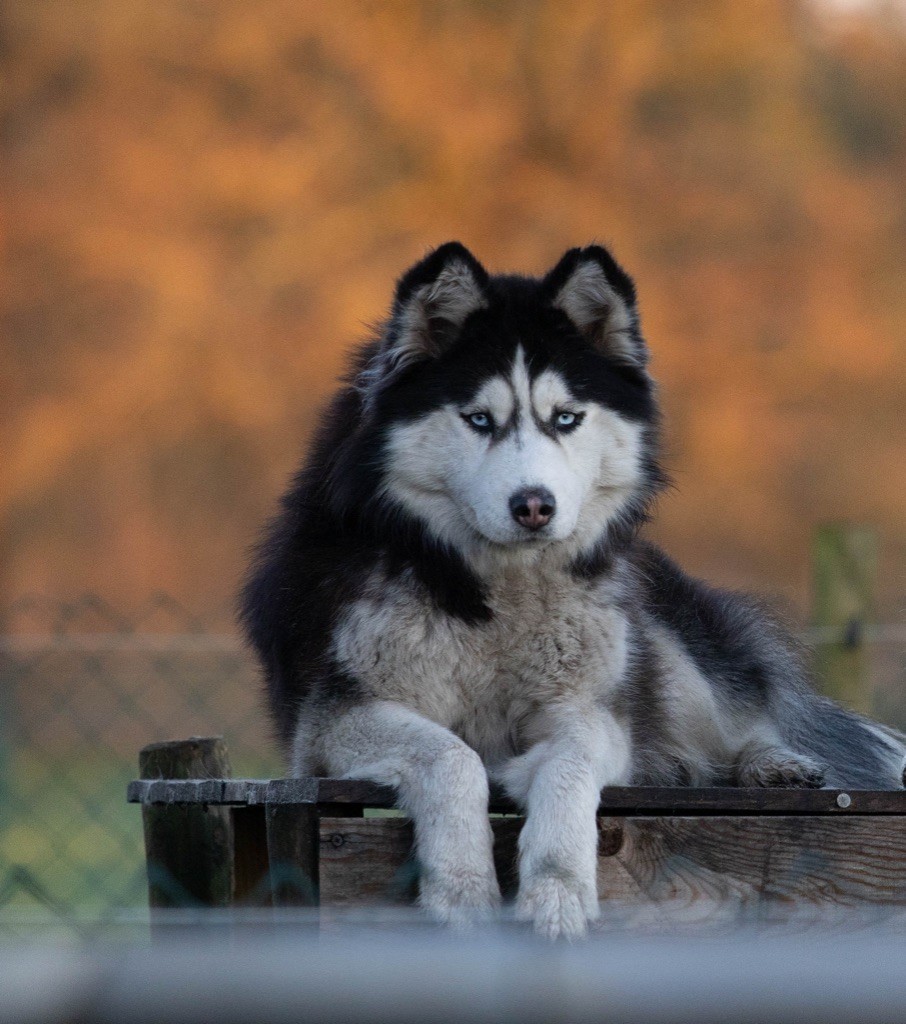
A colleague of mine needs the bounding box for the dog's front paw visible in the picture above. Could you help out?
[738,748,826,789]
[419,870,501,929]
[515,872,599,940]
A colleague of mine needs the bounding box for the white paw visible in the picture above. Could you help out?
[419,871,502,929]
[516,873,599,940]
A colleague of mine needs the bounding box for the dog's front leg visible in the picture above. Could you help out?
[500,705,630,939]
[307,699,501,926]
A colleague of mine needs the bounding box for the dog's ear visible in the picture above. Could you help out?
[544,245,647,368]
[385,241,488,367]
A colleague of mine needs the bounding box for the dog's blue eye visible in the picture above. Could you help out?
[555,411,581,430]
[464,412,493,432]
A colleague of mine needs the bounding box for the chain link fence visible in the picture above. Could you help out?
[0,595,281,933]
[1,594,904,936]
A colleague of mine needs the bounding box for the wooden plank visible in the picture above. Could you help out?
[319,817,416,905]
[596,786,906,815]
[596,815,906,928]
[267,778,381,805]
[138,737,234,912]
[128,778,906,815]
[224,779,269,804]
[318,817,522,904]
[266,804,320,907]
[316,815,906,923]
[813,523,877,711]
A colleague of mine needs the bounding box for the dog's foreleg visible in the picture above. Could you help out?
[314,700,501,926]
[500,705,630,940]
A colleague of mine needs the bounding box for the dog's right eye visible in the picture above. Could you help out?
[463,411,493,433]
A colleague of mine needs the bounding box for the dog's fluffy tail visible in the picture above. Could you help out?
[779,690,906,790]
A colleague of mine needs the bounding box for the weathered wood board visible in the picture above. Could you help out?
[128,778,906,815]
[317,815,906,925]
[595,815,906,927]
[128,759,906,923]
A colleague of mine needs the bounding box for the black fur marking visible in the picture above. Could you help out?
[377,279,659,426]
[542,244,647,368]
[543,244,637,307]
[631,543,774,703]
[393,241,490,310]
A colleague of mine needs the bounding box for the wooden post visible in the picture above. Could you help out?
[139,737,234,911]
[0,684,11,808]
[266,804,320,909]
[812,524,877,712]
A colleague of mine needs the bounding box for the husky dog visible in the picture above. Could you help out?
[241,242,905,938]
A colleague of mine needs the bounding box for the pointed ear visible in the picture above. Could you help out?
[544,245,647,368]
[384,241,488,368]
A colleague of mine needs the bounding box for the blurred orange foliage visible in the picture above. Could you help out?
[2,0,905,624]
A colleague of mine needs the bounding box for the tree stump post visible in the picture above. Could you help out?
[138,737,234,920]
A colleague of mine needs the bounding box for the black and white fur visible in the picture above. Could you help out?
[241,242,906,938]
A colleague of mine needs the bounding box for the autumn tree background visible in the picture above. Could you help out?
[3,0,905,627]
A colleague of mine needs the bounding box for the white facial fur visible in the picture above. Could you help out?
[383,347,645,564]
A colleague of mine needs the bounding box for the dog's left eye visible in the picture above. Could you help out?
[554,410,583,432]
[463,411,494,433]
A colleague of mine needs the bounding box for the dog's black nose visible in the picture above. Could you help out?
[509,487,556,531]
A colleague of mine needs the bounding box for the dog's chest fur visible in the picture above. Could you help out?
[331,560,629,765]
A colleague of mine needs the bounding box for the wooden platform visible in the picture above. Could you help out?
[128,741,906,924]
[128,776,904,815]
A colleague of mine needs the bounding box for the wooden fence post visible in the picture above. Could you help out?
[266,804,320,909]
[812,524,877,712]
[0,684,10,809]
[139,736,234,913]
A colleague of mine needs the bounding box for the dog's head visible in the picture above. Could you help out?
[338,243,664,568]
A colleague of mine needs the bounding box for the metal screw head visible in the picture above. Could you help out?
[836,792,852,809]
